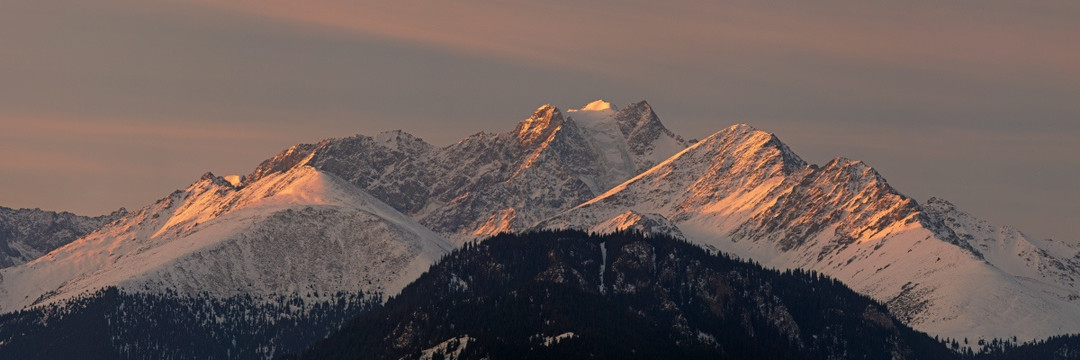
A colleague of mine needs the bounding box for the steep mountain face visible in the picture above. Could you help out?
[539,124,1080,342]
[300,231,957,360]
[612,100,691,170]
[246,100,686,243]
[567,100,688,180]
[0,165,452,313]
[0,206,126,268]
[540,124,803,226]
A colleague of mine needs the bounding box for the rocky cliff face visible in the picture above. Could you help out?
[246,100,687,243]
[0,206,126,268]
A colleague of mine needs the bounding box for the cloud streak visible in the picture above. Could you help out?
[190,0,1080,81]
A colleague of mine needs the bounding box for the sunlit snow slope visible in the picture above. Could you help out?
[539,124,1080,342]
[0,165,452,312]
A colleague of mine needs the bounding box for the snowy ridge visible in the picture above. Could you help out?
[539,124,804,237]
[922,198,1080,298]
[590,211,687,241]
[539,123,1080,342]
[247,100,687,243]
[0,165,451,312]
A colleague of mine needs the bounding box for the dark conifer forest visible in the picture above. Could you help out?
[300,230,959,359]
[0,288,375,359]
[0,230,1076,359]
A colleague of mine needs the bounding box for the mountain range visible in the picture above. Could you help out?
[0,99,1077,357]
[537,120,1080,342]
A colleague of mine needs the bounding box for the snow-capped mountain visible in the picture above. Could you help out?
[0,165,452,312]
[0,99,1075,347]
[0,206,126,268]
[922,197,1080,291]
[0,99,682,312]
[247,100,686,244]
[538,123,1080,342]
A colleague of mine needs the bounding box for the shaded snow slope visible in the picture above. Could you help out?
[0,206,126,268]
[539,124,1080,342]
[0,166,452,312]
[923,197,1080,291]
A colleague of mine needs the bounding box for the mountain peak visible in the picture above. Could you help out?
[198,171,235,188]
[721,123,757,133]
[373,130,431,153]
[613,100,659,137]
[624,99,652,110]
[609,100,688,170]
[374,129,409,141]
[578,99,614,112]
[223,175,244,187]
[697,123,806,175]
[514,104,568,147]
[820,157,888,187]
[924,196,956,210]
[825,156,859,166]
